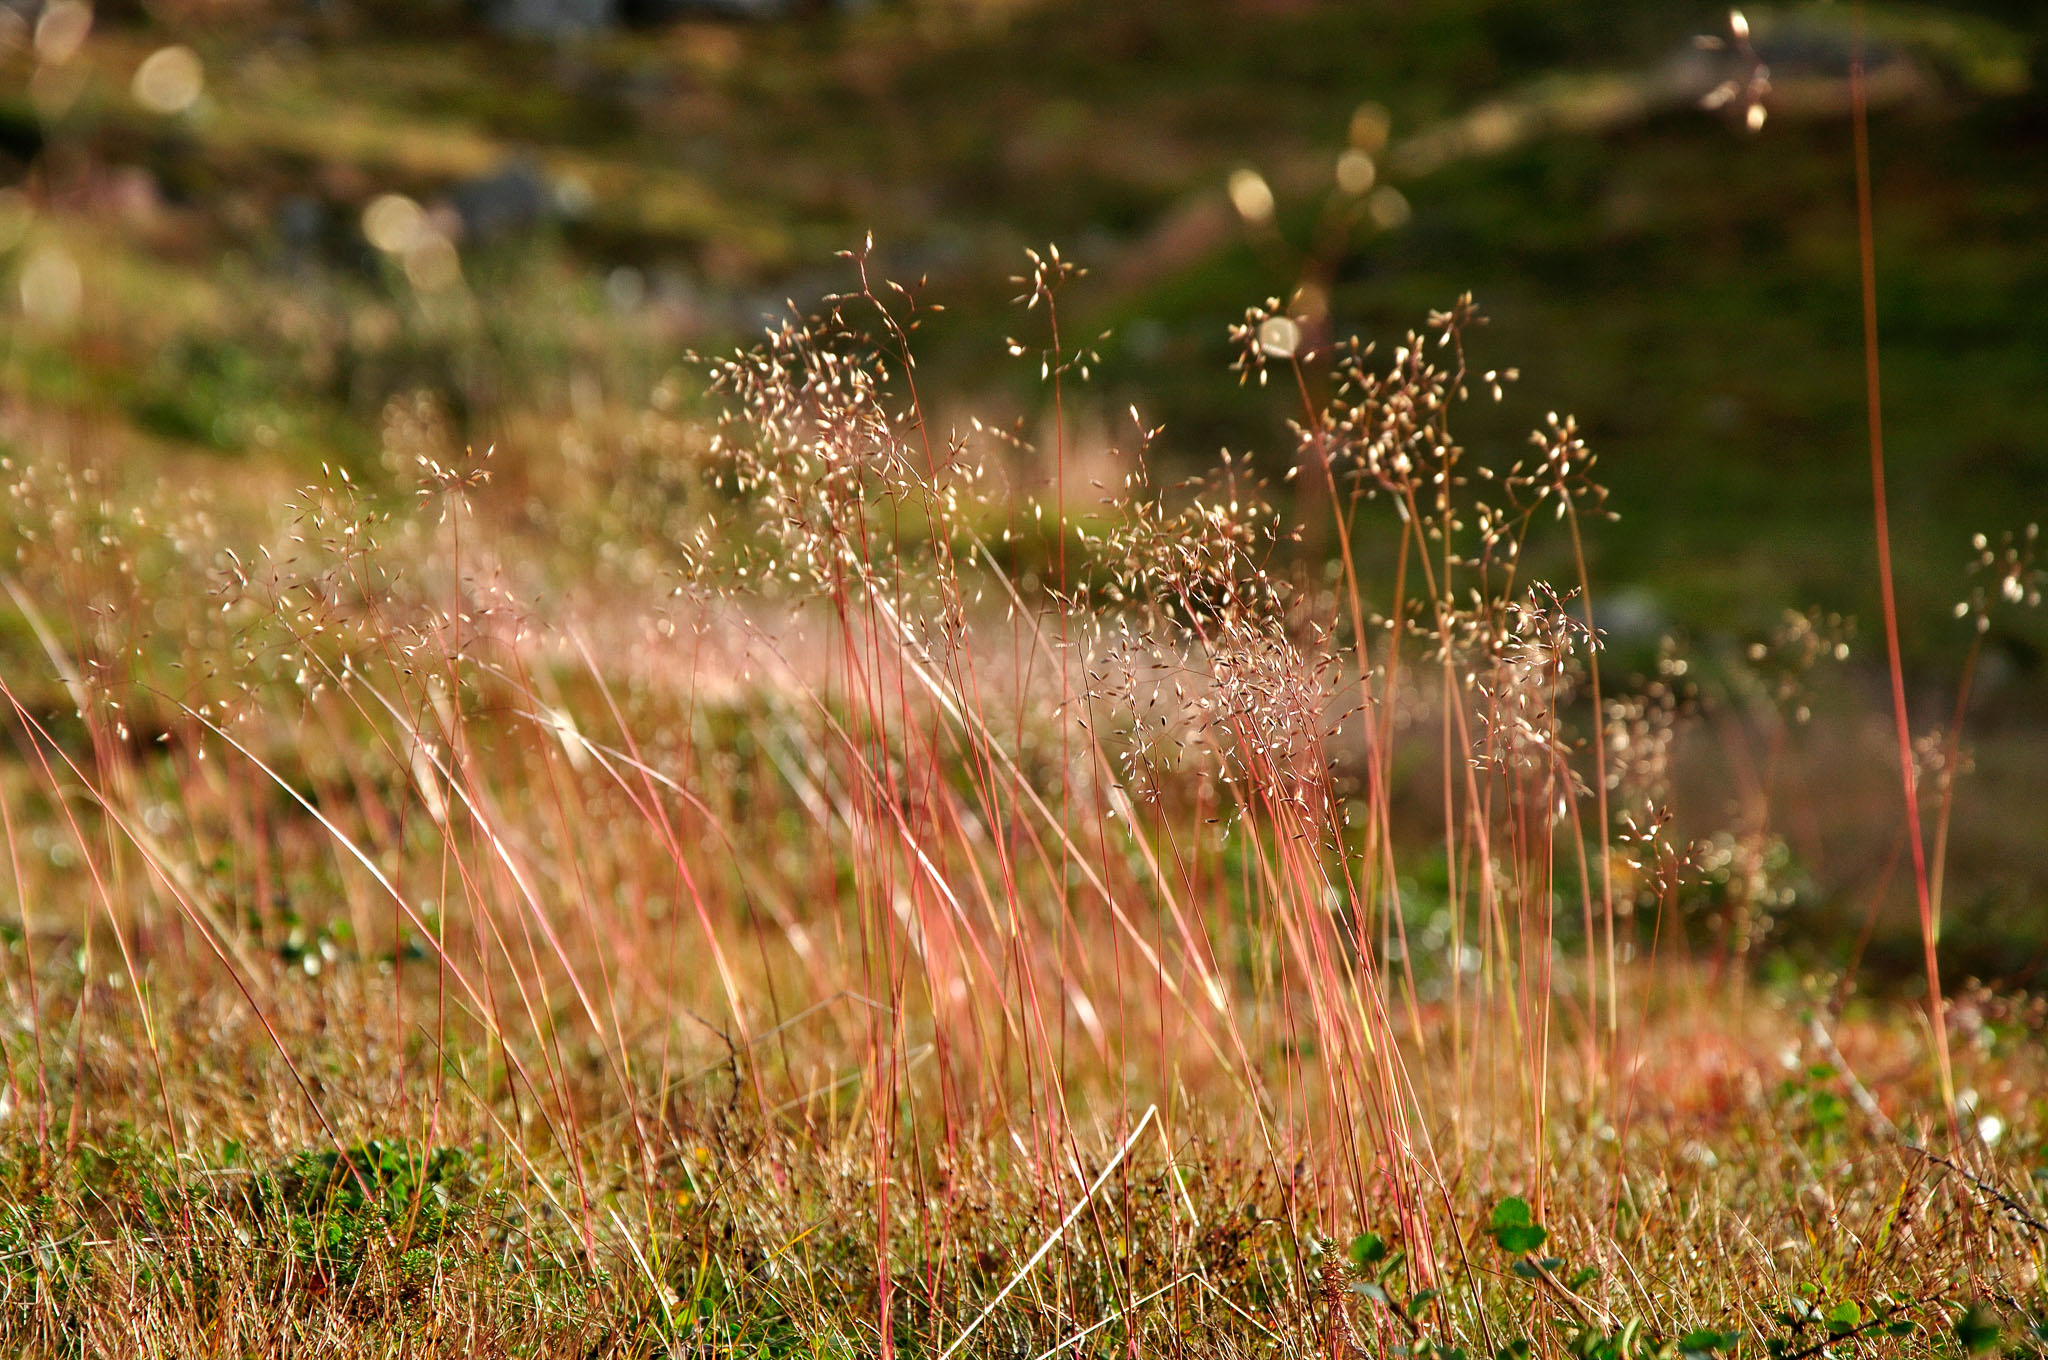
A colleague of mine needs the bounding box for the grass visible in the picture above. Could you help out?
[0,3,2046,1356]
[0,239,2044,1354]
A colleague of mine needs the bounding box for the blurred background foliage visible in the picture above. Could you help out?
[0,0,2043,968]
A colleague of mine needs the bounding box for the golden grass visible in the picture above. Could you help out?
[0,261,2042,1358]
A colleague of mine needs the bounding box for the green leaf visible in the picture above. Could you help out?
[1487,1197,1549,1252]
[1350,1232,1387,1268]
[1826,1301,1862,1334]
[1809,1091,1848,1130]
[1956,1304,2002,1354]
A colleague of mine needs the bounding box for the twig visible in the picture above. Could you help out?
[1519,1254,1615,1333]
[1774,1290,1942,1360]
[1905,1145,2048,1240]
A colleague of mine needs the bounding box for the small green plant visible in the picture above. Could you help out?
[1341,1228,1440,1340]
[1761,1284,1921,1360]
[0,1193,88,1328]
[1330,1202,1751,1360]
[1481,1198,1738,1360]
[260,1140,473,1293]
[1948,1300,2048,1360]
[1775,1063,1850,1149]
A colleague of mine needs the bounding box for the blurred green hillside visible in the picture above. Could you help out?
[2,0,2043,651]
